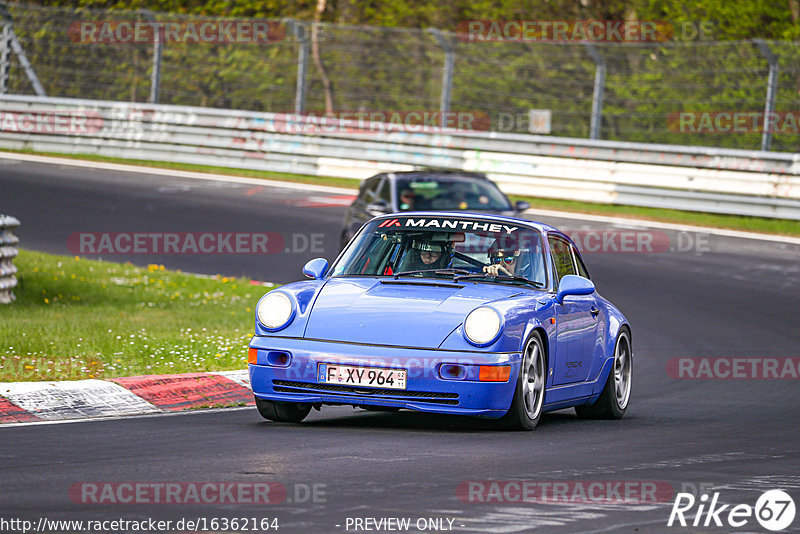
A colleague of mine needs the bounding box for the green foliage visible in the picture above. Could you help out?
[0,250,264,381]
[5,1,800,150]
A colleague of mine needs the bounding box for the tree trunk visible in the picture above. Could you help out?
[311,0,334,113]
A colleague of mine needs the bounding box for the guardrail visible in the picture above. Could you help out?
[0,214,19,304]
[1,94,799,220]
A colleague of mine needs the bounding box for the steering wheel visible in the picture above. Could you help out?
[453,250,488,268]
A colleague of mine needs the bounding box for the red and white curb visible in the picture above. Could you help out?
[0,370,252,424]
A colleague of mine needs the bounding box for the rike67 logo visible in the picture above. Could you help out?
[668,489,796,531]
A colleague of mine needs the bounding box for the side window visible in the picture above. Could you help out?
[358,178,375,202]
[375,179,391,204]
[572,245,591,279]
[359,176,383,202]
[548,235,576,284]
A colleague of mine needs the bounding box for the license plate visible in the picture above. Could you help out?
[318,363,407,390]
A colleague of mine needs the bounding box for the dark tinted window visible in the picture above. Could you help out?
[395,176,511,211]
[573,246,590,279]
[376,178,391,203]
[359,175,383,202]
[548,235,576,283]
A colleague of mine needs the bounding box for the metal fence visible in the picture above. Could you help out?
[0,214,19,304]
[1,95,798,220]
[1,3,799,153]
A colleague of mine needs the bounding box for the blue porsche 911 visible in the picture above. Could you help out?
[248,212,632,430]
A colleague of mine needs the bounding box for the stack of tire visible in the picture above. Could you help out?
[0,214,20,304]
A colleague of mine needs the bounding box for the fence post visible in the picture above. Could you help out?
[142,10,162,104]
[0,22,10,94]
[584,43,605,140]
[754,39,778,152]
[288,19,309,114]
[0,214,20,304]
[428,29,455,113]
[0,3,45,96]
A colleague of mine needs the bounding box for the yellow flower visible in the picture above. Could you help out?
[24,365,34,370]
[44,298,50,304]
[74,256,80,261]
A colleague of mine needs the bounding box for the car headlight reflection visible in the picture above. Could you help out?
[256,291,295,331]
[463,306,503,346]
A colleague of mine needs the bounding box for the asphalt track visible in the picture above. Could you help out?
[2,157,800,533]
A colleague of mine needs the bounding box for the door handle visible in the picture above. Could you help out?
[590,306,600,317]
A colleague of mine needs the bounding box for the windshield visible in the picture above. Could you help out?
[331,216,547,288]
[396,177,512,212]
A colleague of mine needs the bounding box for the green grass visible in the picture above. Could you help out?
[0,250,272,382]
[4,148,799,237]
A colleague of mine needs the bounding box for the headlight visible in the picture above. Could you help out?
[256,291,295,331]
[463,306,503,346]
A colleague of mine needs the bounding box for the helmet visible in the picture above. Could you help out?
[412,241,448,254]
[403,236,452,270]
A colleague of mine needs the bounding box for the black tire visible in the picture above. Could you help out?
[575,328,632,420]
[499,331,546,431]
[255,397,312,423]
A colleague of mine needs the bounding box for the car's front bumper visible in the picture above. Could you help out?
[248,336,522,418]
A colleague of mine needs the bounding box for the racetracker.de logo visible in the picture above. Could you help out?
[669,111,800,134]
[566,230,671,253]
[272,111,490,134]
[68,20,286,44]
[456,20,673,42]
[67,232,324,255]
[69,482,286,504]
[0,111,103,134]
[667,357,800,379]
[457,480,674,504]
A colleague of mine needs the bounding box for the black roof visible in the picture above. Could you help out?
[386,170,489,181]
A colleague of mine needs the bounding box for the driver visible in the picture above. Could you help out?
[483,247,520,276]
[483,234,529,277]
[405,239,452,271]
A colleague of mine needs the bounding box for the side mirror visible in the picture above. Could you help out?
[302,258,329,280]
[515,200,531,212]
[556,274,595,303]
[366,200,390,215]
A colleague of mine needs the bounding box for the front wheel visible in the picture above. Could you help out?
[500,332,546,431]
[255,397,312,423]
[576,328,632,419]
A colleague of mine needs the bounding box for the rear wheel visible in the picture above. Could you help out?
[500,332,546,431]
[255,397,312,423]
[576,328,632,419]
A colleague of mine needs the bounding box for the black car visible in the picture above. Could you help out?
[340,170,530,248]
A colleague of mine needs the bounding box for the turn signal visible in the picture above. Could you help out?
[479,365,511,382]
[248,347,258,364]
